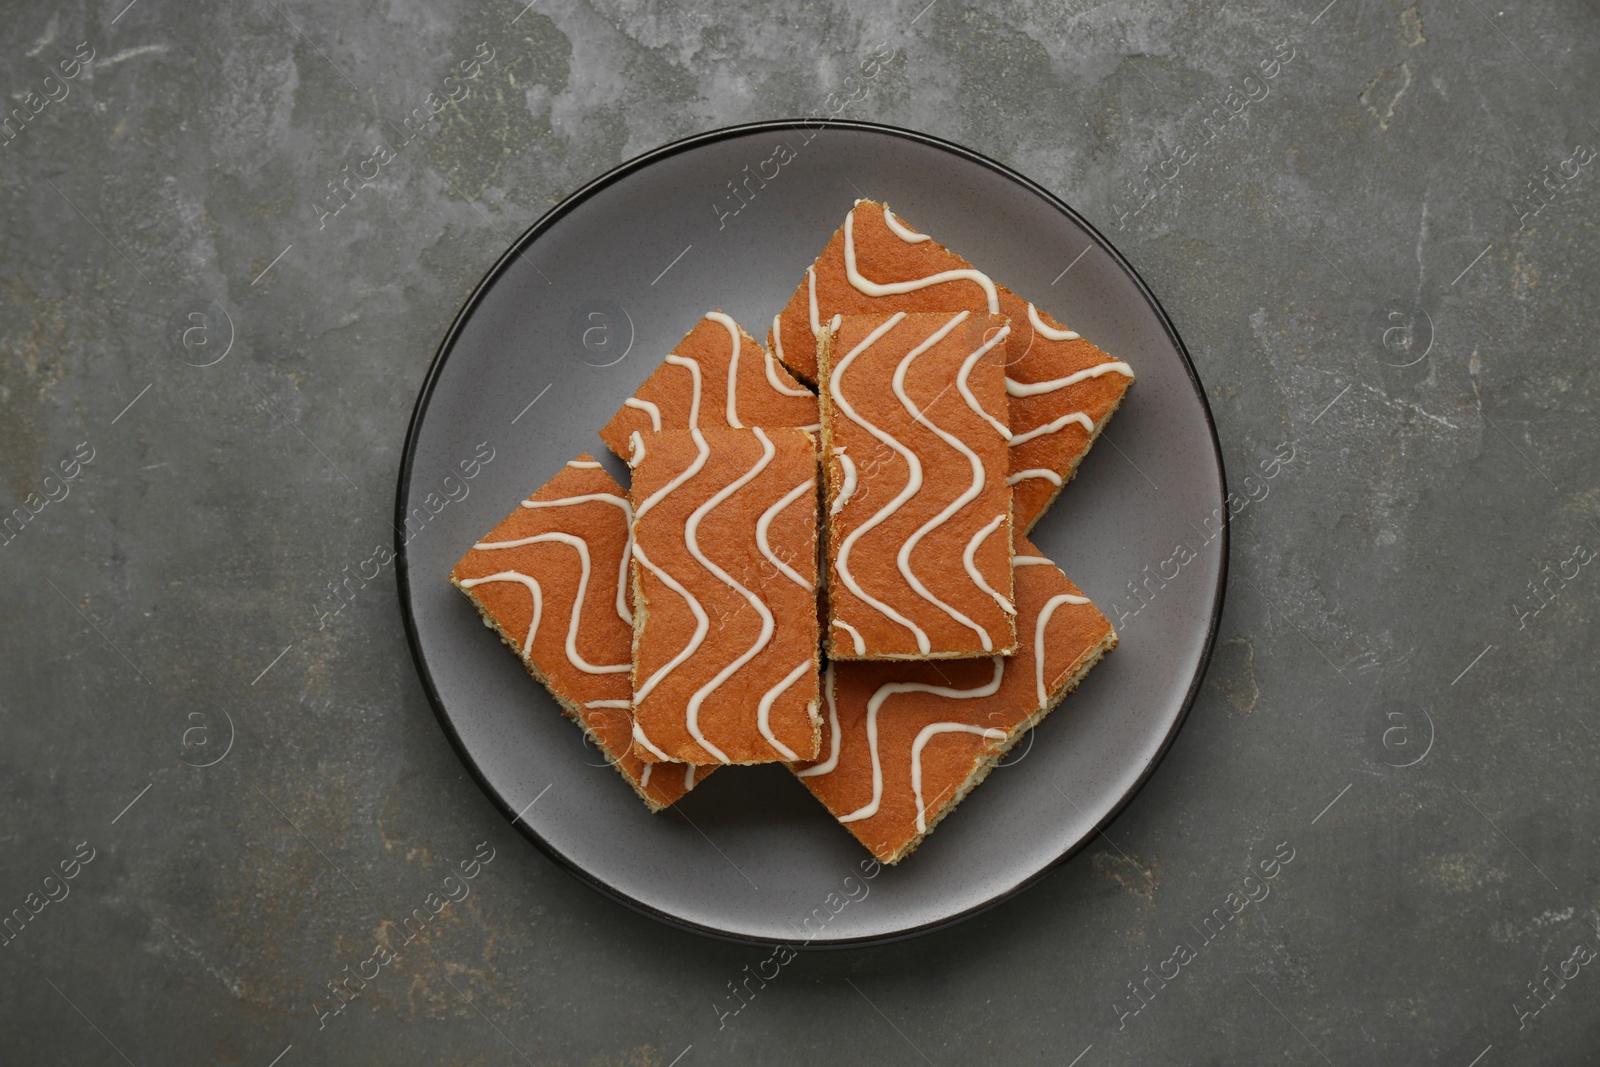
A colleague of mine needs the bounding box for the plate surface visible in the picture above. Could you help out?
[396,120,1227,946]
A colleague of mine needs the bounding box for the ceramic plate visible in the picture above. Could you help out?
[396,120,1226,946]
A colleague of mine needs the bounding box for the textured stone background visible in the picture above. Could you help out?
[3,0,1598,1063]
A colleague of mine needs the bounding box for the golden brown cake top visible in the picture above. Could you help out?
[449,455,710,811]
[629,427,822,766]
[820,311,1016,661]
[598,310,818,462]
[792,533,1116,863]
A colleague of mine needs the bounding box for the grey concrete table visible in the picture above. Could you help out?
[3,1,1596,1063]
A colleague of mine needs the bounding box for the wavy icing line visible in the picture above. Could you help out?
[911,722,1006,832]
[829,312,931,654]
[1013,555,1054,567]
[883,206,931,243]
[469,531,629,674]
[757,476,816,591]
[758,660,812,761]
[1005,360,1134,397]
[845,205,999,313]
[624,397,662,431]
[1007,468,1062,487]
[1026,301,1079,341]
[963,513,1015,616]
[519,491,634,626]
[837,657,1006,823]
[891,310,1005,651]
[567,459,602,469]
[1035,592,1090,706]
[628,431,646,465]
[632,722,673,761]
[830,448,857,515]
[705,311,744,429]
[832,619,866,656]
[771,313,788,370]
[808,267,821,336]
[796,664,840,777]
[680,427,780,763]
[806,269,840,338]
[457,571,542,655]
[631,541,709,701]
[763,317,814,397]
[1010,410,1094,447]
[958,334,1011,440]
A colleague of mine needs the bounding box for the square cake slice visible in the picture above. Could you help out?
[450,454,711,811]
[629,427,821,765]
[791,534,1117,864]
[767,199,1135,532]
[819,311,1016,661]
[598,310,818,462]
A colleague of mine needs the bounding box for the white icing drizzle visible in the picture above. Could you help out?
[963,514,1015,616]
[584,699,631,709]
[757,476,817,591]
[631,541,709,701]
[829,313,841,333]
[829,312,932,654]
[566,459,602,469]
[796,664,841,777]
[520,492,634,625]
[628,430,646,466]
[1035,592,1091,706]
[844,206,999,313]
[1007,468,1063,487]
[458,571,542,655]
[958,326,1012,440]
[1010,410,1094,446]
[912,722,1006,832]
[632,722,673,761]
[838,658,1005,823]
[639,763,652,788]
[883,205,931,243]
[771,313,787,370]
[1005,361,1134,398]
[705,311,744,428]
[1026,301,1079,341]
[624,397,662,431]
[808,266,823,337]
[683,762,696,789]
[763,319,813,396]
[674,353,703,423]
[758,659,812,761]
[832,619,866,656]
[469,532,629,674]
[830,448,857,516]
[634,356,707,519]
[682,427,780,764]
[891,311,997,651]
[1013,555,1054,567]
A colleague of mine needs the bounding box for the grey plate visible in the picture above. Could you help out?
[396,120,1227,946]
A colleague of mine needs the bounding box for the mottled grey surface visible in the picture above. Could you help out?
[2,0,1597,1064]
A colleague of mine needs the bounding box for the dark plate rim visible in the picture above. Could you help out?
[394,118,1230,949]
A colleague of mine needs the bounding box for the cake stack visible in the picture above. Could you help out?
[450,200,1134,864]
